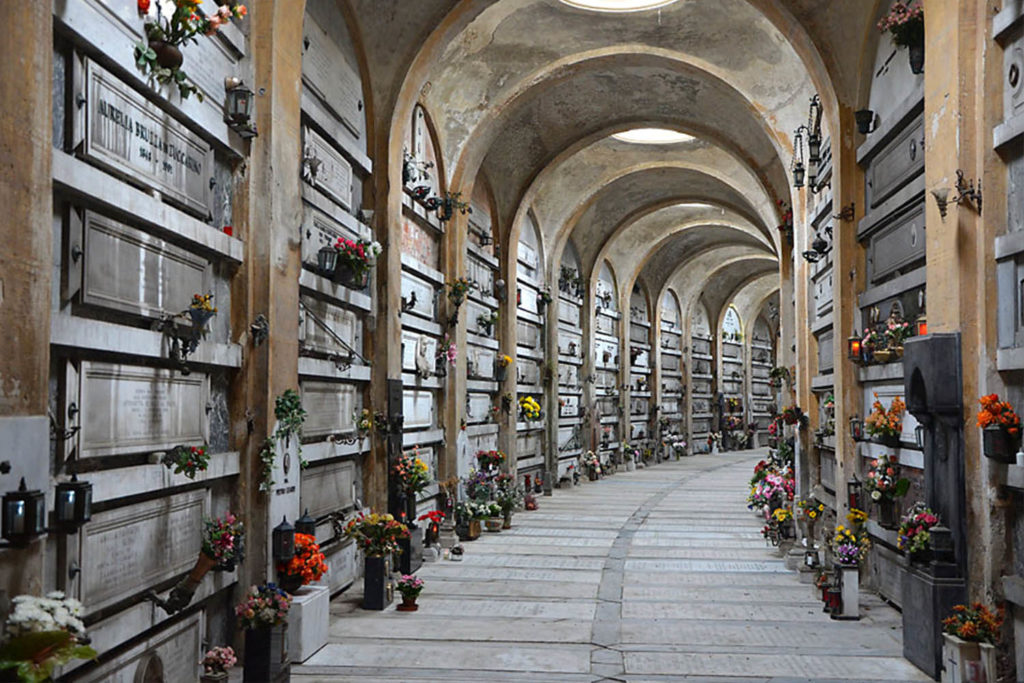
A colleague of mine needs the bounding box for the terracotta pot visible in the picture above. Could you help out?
[149,40,183,70]
[396,595,419,612]
[485,517,503,532]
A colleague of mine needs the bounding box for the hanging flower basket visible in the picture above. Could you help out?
[982,424,1017,462]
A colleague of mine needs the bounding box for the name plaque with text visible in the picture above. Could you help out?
[303,126,353,211]
[82,60,212,216]
[78,362,209,458]
[302,14,364,137]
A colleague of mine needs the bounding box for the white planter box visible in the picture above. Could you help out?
[289,584,330,663]
[836,564,859,620]
[941,635,996,683]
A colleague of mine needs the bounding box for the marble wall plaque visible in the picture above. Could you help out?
[403,390,435,430]
[468,300,494,337]
[467,346,496,380]
[631,349,650,367]
[517,242,539,273]
[692,338,711,355]
[82,60,211,216]
[81,210,210,318]
[518,283,539,315]
[598,399,617,417]
[303,126,353,210]
[517,320,540,349]
[400,271,437,320]
[558,363,579,387]
[324,539,359,594]
[301,295,360,356]
[663,400,679,414]
[662,355,679,372]
[301,381,357,438]
[516,433,541,459]
[467,394,493,422]
[77,612,202,683]
[596,315,614,336]
[663,378,682,393]
[402,331,439,373]
[558,300,580,326]
[595,340,618,368]
[78,362,208,457]
[692,379,712,395]
[517,359,540,386]
[557,330,582,356]
[79,489,206,614]
[630,422,647,439]
[301,460,355,519]
[558,426,577,449]
[302,205,356,266]
[560,395,580,417]
[629,325,649,344]
[302,12,364,137]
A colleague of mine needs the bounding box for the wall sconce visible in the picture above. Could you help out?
[847,334,862,363]
[272,515,295,563]
[854,109,878,135]
[931,187,951,219]
[847,475,863,511]
[916,313,928,337]
[791,125,806,189]
[2,478,46,546]
[223,78,258,139]
[317,245,338,277]
[932,171,983,218]
[296,508,317,537]
[833,203,855,222]
[849,415,864,441]
[914,424,926,450]
[54,474,92,534]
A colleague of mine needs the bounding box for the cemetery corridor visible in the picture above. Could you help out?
[293,451,927,682]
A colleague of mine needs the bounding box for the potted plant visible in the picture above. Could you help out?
[475,449,505,472]
[797,497,825,542]
[878,2,925,74]
[581,451,602,481]
[884,314,913,358]
[236,584,291,682]
[455,501,484,541]
[276,532,328,594]
[331,236,382,290]
[897,504,939,564]
[395,574,425,612]
[343,512,410,610]
[134,1,247,100]
[861,327,884,364]
[162,444,209,479]
[977,393,1021,462]
[484,501,503,532]
[200,646,236,682]
[780,405,809,429]
[202,511,245,572]
[0,592,97,682]
[864,393,905,447]
[941,603,1002,683]
[496,354,512,382]
[864,454,909,528]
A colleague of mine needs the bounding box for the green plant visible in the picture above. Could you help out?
[274,389,308,468]
[258,438,276,493]
[162,444,209,479]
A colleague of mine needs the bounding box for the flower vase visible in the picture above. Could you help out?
[588,468,599,481]
[876,498,900,530]
[149,40,184,69]
[502,511,512,529]
[982,424,1016,463]
[396,595,419,612]
[908,42,924,75]
[333,262,368,290]
[278,572,304,594]
[362,555,391,611]
[495,365,506,382]
[243,624,289,682]
[200,673,228,683]
[189,308,216,331]
[873,433,900,448]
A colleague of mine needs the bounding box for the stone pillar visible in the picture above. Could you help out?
[830,107,866,520]
[0,2,52,596]
[618,288,632,463]
[544,270,560,482]
[791,192,813,493]
[497,217,518,480]
[651,302,663,457]
[442,206,468,484]
[581,279,597,455]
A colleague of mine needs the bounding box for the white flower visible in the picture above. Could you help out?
[871,490,882,501]
[369,241,382,257]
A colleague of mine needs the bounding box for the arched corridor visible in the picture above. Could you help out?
[1,0,1022,680]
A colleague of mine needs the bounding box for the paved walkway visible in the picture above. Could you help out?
[294,451,929,682]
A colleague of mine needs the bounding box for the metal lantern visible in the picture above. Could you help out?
[792,161,806,188]
[854,109,875,135]
[2,478,46,546]
[916,313,928,337]
[55,474,92,534]
[317,245,338,277]
[272,516,295,563]
[914,424,926,450]
[847,335,862,362]
[847,475,862,511]
[804,550,819,569]
[849,415,864,441]
[807,132,822,165]
[295,508,317,537]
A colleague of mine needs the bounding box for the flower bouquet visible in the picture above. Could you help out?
[162,444,209,479]
[0,592,96,683]
[447,277,473,306]
[864,453,909,528]
[864,394,904,445]
[878,1,924,64]
[332,236,382,289]
[235,584,291,630]
[942,603,1003,644]
[202,511,245,571]
[393,449,431,495]
[276,532,328,593]
[475,449,505,471]
[897,504,939,562]
[581,450,602,479]
[519,395,542,421]
[830,524,870,565]
[344,512,410,557]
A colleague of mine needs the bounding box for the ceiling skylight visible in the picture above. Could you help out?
[558,0,680,13]
[612,128,694,144]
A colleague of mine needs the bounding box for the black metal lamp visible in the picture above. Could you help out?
[54,474,92,534]
[854,109,876,135]
[295,508,317,537]
[224,78,258,139]
[849,415,864,441]
[2,478,46,546]
[846,475,862,511]
[317,245,338,277]
[802,249,822,264]
[793,161,806,188]
[914,424,926,450]
[812,233,828,255]
[272,515,295,563]
[847,334,862,362]
[808,132,822,165]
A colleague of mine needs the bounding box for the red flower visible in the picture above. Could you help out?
[138,0,151,12]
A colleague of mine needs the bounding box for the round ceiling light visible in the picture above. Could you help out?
[612,128,694,144]
[558,0,679,12]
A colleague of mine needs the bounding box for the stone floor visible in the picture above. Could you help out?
[293,451,930,682]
